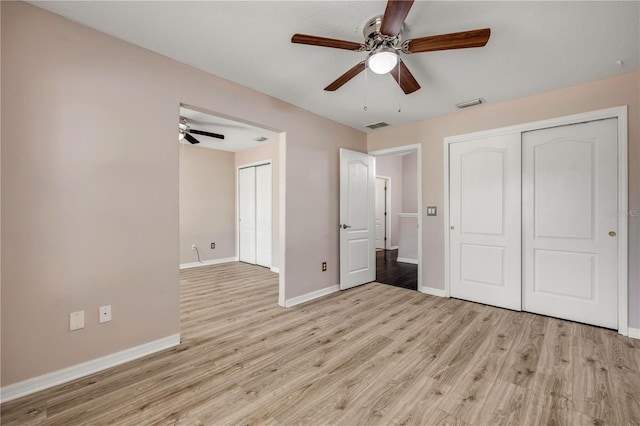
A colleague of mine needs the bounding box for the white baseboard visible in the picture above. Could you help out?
[420,286,446,298]
[180,257,237,270]
[628,327,640,340]
[270,267,280,274]
[0,333,180,403]
[285,285,340,308]
[397,257,418,265]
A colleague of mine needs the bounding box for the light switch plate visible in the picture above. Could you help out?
[427,206,438,216]
[70,311,85,331]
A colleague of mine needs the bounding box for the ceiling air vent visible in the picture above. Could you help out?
[365,122,389,130]
[254,136,269,142]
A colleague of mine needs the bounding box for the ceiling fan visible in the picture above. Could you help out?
[178,116,225,144]
[291,0,491,94]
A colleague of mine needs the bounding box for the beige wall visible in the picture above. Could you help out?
[368,71,640,329]
[402,151,418,213]
[376,152,419,247]
[1,1,365,386]
[235,141,280,269]
[179,145,235,264]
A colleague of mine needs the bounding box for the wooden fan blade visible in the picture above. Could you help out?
[390,60,420,94]
[291,34,364,51]
[380,0,414,36]
[190,129,225,140]
[324,61,366,91]
[184,133,200,144]
[405,28,491,53]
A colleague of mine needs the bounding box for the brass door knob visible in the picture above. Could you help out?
[609,231,617,237]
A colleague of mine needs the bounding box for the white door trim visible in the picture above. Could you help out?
[255,163,272,268]
[369,144,423,292]
[375,175,392,250]
[277,133,286,307]
[444,106,628,335]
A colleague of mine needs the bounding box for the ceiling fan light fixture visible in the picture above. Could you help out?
[368,48,398,74]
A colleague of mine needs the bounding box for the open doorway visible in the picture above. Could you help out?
[178,104,285,302]
[370,145,421,291]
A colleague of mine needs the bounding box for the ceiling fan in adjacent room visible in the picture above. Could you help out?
[291,0,491,94]
[178,116,225,144]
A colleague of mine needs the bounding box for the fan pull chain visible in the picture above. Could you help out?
[363,64,368,111]
[397,59,402,113]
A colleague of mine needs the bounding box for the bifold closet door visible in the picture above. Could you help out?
[238,167,256,264]
[522,118,618,329]
[255,164,272,268]
[449,133,522,311]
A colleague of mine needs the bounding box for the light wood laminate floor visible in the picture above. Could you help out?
[2,262,639,425]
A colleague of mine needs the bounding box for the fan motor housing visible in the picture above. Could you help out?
[363,16,403,50]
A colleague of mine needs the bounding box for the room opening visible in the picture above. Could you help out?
[373,149,419,291]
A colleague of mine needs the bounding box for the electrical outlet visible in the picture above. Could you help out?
[70,311,85,331]
[99,305,112,323]
[191,244,196,251]
[322,261,327,272]
[211,242,215,249]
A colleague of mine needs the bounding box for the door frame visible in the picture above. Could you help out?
[443,106,629,335]
[236,159,273,266]
[375,175,392,250]
[369,144,423,291]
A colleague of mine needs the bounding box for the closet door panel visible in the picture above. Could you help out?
[449,133,522,311]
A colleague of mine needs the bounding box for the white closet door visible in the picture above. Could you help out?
[255,164,272,268]
[238,167,256,264]
[449,133,522,311]
[523,118,618,329]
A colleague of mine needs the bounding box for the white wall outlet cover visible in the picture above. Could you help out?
[70,311,85,331]
[99,305,112,323]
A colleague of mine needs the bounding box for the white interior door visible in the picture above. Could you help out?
[375,177,386,250]
[255,164,272,268]
[238,166,256,264]
[449,133,522,311]
[523,118,618,329]
[340,149,375,290]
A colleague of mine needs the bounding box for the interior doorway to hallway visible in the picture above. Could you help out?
[371,145,421,291]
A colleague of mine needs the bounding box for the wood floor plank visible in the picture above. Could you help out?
[2,262,639,425]
[572,326,623,424]
[497,312,546,389]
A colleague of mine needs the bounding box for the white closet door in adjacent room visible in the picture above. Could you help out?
[449,133,522,311]
[238,166,256,264]
[522,118,618,329]
[255,164,272,268]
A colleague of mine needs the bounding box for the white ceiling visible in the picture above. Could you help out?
[180,106,279,152]
[31,1,640,132]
